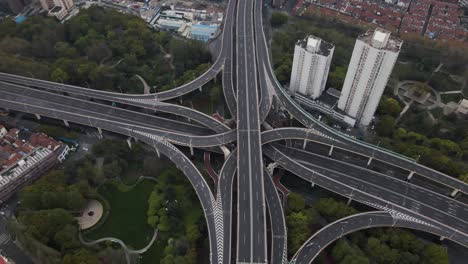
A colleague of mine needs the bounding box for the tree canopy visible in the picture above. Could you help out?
[0,6,211,93]
[270,12,289,28]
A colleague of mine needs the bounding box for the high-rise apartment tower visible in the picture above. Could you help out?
[338,28,402,126]
[289,35,334,99]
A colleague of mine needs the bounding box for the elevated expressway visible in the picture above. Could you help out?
[235,0,267,262]
[291,211,460,264]
[1,0,468,263]
[0,76,230,134]
[0,83,237,148]
[263,144,468,245]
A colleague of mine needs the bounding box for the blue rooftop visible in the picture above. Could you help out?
[15,16,26,23]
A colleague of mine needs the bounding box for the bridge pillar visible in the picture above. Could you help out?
[63,120,69,127]
[407,171,415,181]
[440,236,445,241]
[34,114,41,120]
[302,140,307,150]
[347,197,352,205]
[328,145,334,156]
[97,127,103,139]
[310,182,315,188]
[155,147,160,158]
[190,145,194,156]
[199,86,202,92]
[267,162,277,175]
[367,157,373,167]
[450,189,459,197]
[127,138,132,149]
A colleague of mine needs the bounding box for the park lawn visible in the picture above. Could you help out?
[140,240,165,264]
[85,179,155,249]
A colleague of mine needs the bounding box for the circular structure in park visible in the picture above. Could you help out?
[76,200,104,230]
[395,81,440,110]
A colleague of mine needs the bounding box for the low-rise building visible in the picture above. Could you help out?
[188,24,219,42]
[0,125,70,204]
[0,125,6,138]
[456,99,468,114]
[154,5,222,42]
[39,0,74,20]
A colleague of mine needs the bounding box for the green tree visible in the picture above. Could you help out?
[54,224,80,251]
[66,190,86,211]
[86,42,112,63]
[62,249,100,264]
[19,209,74,244]
[50,68,69,83]
[315,198,357,221]
[147,215,159,228]
[421,244,449,264]
[186,224,201,243]
[376,115,395,137]
[55,42,78,58]
[328,66,347,89]
[286,211,311,255]
[287,192,305,212]
[378,97,402,117]
[102,160,123,178]
[270,12,289,28]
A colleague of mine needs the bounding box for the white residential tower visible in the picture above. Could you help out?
[289,35,334,99]
[338,28,402,126]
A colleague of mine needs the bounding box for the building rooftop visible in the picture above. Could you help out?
[297,35,334,56]
[0,126,63,171]
[359,28,403,52]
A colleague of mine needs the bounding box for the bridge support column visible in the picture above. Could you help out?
[302,140,307,150]
[440,236,445,241]
[329,145,334,156]
[155,148,160,158]
[407,171,415,181]
[127,138,132,149]
[97,127,103,139]
[199,86,202,92]
[34,114,41,120]
[347,197,352,205]
[189,145,194,156]
[450,189,459,197]
[267,163,277,175]
[367,157,373,167]
[310,182,315,188]
[63,120,69,127]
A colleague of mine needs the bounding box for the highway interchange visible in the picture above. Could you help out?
[1,0,468,263]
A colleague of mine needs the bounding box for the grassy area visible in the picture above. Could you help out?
[141,240,165,264]
[85,179,155,249]
[440,93,464,104]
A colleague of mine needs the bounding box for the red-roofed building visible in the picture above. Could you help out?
[298,0,467,42]
[0,123,71,204]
